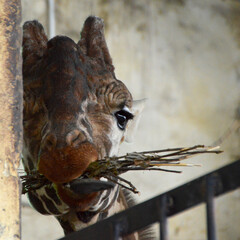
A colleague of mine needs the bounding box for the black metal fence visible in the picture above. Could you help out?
[59,160,240,240]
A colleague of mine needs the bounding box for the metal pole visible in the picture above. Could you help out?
[113,222,121,240]
[48,0,55,38]
[159,194,168,240]
[0,0,22,239]
[206,175,217,240]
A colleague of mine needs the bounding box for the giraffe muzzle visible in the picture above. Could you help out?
[38,141,98,184]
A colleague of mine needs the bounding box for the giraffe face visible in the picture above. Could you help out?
[23,17,135,186]
[37,36,134,184]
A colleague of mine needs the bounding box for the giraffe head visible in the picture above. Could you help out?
[23,17,143,198]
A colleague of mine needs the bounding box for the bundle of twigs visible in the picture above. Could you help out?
[20,145,222,194]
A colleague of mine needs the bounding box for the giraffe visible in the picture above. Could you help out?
[22,16,152,239]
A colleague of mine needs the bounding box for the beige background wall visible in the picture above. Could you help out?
[21,0,240,239]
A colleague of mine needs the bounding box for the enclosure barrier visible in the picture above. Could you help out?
[59,160,240,240]
[0,0,22,239]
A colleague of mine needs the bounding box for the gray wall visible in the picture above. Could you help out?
[22,0,240,239]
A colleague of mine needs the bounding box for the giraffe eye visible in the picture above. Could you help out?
[115,110,133,130]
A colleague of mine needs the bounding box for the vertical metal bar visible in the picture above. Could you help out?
[48,0,55,38]
[206,175,217,240]
[113,222,121,240]
[159,194,168,240]
[0,0,22,239]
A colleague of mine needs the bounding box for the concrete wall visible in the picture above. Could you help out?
[21,0,240,239]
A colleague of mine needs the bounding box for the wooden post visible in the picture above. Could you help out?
[0,0,22,239]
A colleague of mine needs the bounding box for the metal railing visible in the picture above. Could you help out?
[58,159,240,240]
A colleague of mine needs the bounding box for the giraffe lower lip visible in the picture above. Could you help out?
[65,178,115,195]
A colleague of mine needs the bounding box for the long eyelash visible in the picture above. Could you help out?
[117,110,134,120]
[122,106,134,118]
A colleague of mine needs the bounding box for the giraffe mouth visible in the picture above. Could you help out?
[38,140,115,205]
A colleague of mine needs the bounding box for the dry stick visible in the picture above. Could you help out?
[107,172,138,192]
[133,145,205,155]
[104,175,139,194]
[118,167,182,174]
[116,146,221,162]
[150,145,205,158]
[149,163,201,167]
[129,151,222,163]
[21,174,51,194]
[211,119,240,147]
[210,106,240,147]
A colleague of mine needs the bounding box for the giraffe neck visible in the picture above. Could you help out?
[26,179,141,239]
[26,181,153,239]
[56,189,141,240]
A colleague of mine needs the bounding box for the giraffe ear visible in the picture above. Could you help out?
[23,20,48,58]
[125,99,146,143]
[22,20,48,86]
[78,16,115,74]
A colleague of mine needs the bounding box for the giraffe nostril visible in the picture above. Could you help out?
[66,130,84,146]
[44,133,57,150]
